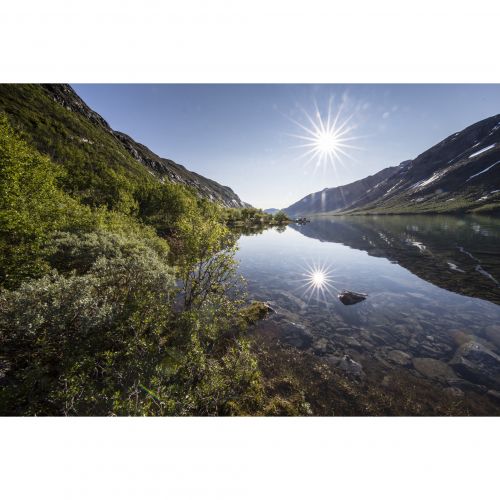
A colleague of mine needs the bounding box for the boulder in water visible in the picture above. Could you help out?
[450,341,500,390]
[338,290,367,306]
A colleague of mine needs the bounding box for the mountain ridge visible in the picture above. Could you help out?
[284,165,400,216]
[1,84,248,209]
[284,114,500,216]
[43,84,249,208]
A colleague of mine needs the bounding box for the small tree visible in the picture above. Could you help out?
[273,210,289,224]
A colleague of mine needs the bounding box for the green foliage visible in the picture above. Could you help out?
[137,181,199,236]
[0,250,175,415]
[0,108,272,416]
[273,210,289,223]
[45,229,169,276]
[0,85,148,211]
[239,301,272,325]
[223,207,289,227]
[0,89,302,416]
[0,228,266,416]
[0,115,96,287]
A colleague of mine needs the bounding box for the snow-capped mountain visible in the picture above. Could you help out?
[285,114,500,216]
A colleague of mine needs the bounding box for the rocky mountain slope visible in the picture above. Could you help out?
[284,166,399,216]
[285,114,500,216]
[0,84,247,208]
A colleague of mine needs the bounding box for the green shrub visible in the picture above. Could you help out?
[0,90,276,416]
[0,246,176,415]
[0,114,96,287]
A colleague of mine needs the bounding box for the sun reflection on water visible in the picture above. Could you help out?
[295,262,339,303]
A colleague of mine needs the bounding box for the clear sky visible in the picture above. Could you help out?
[73,84,500,209]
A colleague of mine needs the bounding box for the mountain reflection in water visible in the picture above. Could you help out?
[293,215,500,305]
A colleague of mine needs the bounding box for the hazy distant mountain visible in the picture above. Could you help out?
[285,114,500,216]
[263,208,280,215]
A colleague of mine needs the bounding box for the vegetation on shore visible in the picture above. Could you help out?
[0,111,306,415]
[223,207,291,228]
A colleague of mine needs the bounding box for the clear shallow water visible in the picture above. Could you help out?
[236,215,500,395]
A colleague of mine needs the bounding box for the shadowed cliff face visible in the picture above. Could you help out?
[291,215,500,305]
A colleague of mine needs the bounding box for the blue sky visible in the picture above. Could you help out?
[73,84,500,208]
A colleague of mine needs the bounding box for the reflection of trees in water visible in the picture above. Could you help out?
[230,224,288,237]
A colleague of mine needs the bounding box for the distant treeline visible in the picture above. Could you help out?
[223,207,290,227]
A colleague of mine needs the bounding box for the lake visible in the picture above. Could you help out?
[236,214,500,411]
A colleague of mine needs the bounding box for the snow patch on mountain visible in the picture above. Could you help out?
[469,143,496,158]
[466,160,500,181]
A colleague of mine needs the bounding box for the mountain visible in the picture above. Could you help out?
[0,84,247,209]
[263,208,280,215]
[284,166,399,216]
[284,114,500,216]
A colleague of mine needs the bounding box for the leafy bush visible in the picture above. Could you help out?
[45,229,169,275]
[273,210,289,223]
[0,114,97,287]
[0,239,176,415]
[0,220,265,415]
[0,90,286,416]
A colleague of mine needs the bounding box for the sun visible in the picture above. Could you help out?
[295,262,339,303]
[315,130,342,154]
[311,270,326,286]
[288,97,361,173]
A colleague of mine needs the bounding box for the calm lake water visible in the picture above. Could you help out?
[236,215,500,398]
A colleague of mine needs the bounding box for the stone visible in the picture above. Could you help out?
[484,324,500,349]
[280,321,313,349]
[312,337,329,354]
[486,390,500,402]
[413,357,456,381]
[328,354,366,379]
[450,341,500,390]
[446,378,487,394]
[419,343,442,357]
[443,387,464,398]
[386,350,412,366]
[345,337,362,349]
[449,329,474,347]
[338,290,367,306]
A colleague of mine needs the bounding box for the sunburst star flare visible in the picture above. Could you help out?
[288,97,363,174]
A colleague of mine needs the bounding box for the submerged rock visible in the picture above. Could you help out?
[450,341,500,390]
[413,357,456,381]
[446,377,487,394]
[484,324,500,349]
[327,354,366,379]
[281,321,313,349]
[386,350,412,366]
[443,387,464,398]
[338,290,367,306]
[487,389,500,402]
[312,337,330,354]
